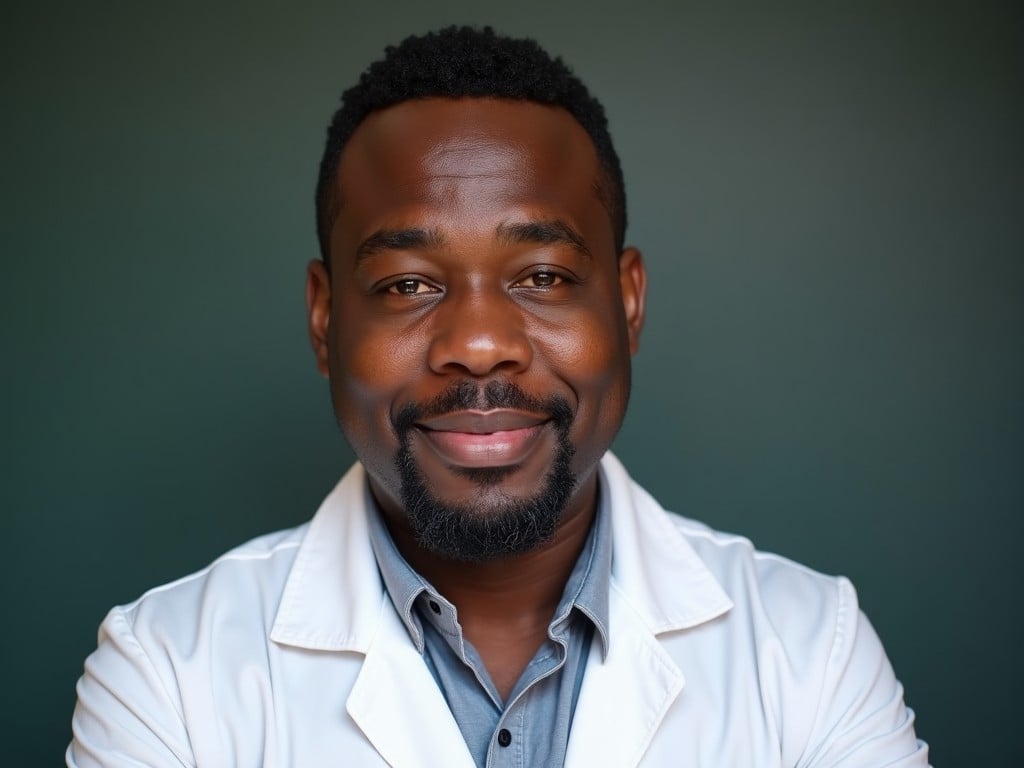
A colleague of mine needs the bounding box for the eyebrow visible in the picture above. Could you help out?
[496,220,592,259]
[355,228,445,261]
[354,219,592,261]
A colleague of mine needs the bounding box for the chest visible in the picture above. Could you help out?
[175,625,790,768]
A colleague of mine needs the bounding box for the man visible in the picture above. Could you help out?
[68,26,928,767]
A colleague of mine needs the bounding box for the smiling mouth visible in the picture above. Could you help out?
[414,409,551,468]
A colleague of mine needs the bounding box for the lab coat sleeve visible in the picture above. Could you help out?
[797,577,930,768]
[67,606,195,768]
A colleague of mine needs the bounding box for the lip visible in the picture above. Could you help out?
[416,409,548,433]
[414,409,551,468]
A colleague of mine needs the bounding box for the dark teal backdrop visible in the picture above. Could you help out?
[3,2,1021,764]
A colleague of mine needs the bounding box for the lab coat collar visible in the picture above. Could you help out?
[564,452,733,767]
[601,451,734,633]
[269,454,734,768]
[270,454,732,651]
[269,464,383,652]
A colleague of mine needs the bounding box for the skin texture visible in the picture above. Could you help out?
[306,97,646,697]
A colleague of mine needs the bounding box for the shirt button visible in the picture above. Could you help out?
[429,600,441,614]
[497,729,512,747]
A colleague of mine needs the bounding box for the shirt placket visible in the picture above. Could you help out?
[419,590,573,768]
[485,643,565,768]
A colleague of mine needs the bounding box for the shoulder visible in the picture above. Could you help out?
[112,524,308,649]
[601,451,848,632]
[602,451,858,678]
[70,524,313,766]
[667,512,852,625]
[605,458,928,764]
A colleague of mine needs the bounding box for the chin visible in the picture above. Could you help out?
[397,436,577,563]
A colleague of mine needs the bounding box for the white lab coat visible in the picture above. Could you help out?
[68,453,929,767]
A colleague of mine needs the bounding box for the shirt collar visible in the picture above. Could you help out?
[365,497,432,651]
[554,472,611,658]
[366,476,613,659]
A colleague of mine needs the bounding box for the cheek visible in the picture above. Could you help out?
[541,279,631,378]
[327,311,428,457]
[332,304,426,394]
[535,303,632,430]
[548,320,617,382]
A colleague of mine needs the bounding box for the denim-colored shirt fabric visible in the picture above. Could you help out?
[367,482,612,768]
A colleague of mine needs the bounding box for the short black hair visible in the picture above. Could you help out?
[315,26,626,261]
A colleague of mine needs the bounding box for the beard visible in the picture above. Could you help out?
[392,380,577,562]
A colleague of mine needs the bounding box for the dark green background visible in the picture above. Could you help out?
[3,1,1021,764]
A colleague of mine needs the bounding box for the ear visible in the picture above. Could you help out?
[618,247,647,355]
[305,259,332,377]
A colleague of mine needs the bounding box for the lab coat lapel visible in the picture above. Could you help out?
[347,598,476,768]
[564,581,685,768]
[560,454,734,767]
[272,465,474,767]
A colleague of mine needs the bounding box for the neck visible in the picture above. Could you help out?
[381,476,599,701]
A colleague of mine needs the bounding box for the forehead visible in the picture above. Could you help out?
[331,98,611,249]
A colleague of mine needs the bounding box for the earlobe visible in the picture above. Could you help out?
[305,259,332,377]
[618,247,647,355]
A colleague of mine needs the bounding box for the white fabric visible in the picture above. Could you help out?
[68,453,929,767]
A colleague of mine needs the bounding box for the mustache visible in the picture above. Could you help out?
[394,380,572,435]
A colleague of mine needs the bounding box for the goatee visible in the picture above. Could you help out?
[392,380,576,562]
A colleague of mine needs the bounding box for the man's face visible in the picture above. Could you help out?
[307,97,645,560]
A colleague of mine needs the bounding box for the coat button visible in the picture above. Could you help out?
[497,728,512,747]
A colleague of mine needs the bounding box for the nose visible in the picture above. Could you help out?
[427,290,533,377]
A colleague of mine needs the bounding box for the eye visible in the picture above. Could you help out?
[386,279,439,296]
[516,271,564,289]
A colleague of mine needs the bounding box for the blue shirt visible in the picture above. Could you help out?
[367,485,612,768]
